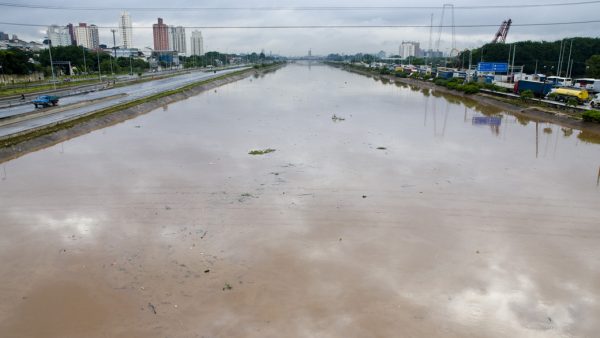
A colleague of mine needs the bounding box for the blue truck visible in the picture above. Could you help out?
[513,80,554,98]
[32,95,60,108]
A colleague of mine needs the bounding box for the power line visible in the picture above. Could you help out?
[2,20,600,29]
[1,1,600,11]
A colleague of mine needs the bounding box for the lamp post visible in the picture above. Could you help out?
[110,29,117,76]
[81,45,87,74]
[96,47,101,82]
[129,53,133,76]
[46,38,57,90]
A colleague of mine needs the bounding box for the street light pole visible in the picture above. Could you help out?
[110,29,117,75]
[96,48,101,82]
[82,45,87,74]
[47,38,57,90]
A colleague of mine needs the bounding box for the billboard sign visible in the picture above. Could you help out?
[477,62,509,73]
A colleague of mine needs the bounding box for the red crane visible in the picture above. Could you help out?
[492,19,512,43]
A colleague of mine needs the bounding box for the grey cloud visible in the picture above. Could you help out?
[1,0,599,55]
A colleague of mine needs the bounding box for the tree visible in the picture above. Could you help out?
[0,48,38,74]
[585,55,600,78]
[461,38,600,77]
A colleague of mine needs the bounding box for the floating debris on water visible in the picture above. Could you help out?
[331,114,346,122]
[249,148,276,155]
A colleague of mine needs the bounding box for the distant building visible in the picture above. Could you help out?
[169,26,186,54]
[89,25,99,49]
[0,32,8,40]
[153,18,169,51]
[74,23,99,49]
[0,39,44,51]
[423,50,444,58]
[119,11,133,48]
[66,24,76,45]
[47,25,71,47]
[377,50,386,59]
[400,41,421,59]
[190,30,204,56]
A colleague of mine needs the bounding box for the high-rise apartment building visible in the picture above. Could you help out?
[190,30,204,56]
[400,41,421,59]
[47,25,72,46]
[119,11,133,48]
[74,23,99,49]
[169,26,186,54]
[66,23,76,45]
[89,25,99,49]
[153,18,169,51]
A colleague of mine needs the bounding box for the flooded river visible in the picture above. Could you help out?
[1,63,599,337]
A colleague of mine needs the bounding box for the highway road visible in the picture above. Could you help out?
[0,67,248,138]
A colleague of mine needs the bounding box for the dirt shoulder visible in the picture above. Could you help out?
[0,65,283,163]
[334,64,600,136]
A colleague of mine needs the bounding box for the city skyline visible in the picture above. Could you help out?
[2,1,600,56]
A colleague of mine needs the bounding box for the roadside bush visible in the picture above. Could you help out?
[395,71,408,78]
[566,97,579,107]
[582,110,600,123]
[460,83,480,95]
[434,79,448,86]
[520,90,534,101]
[446,82,459,90]
[379,68,391,75]
[482,83,502,92]
[547,92,558,100]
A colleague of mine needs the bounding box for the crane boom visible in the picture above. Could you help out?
[492,19,512,43]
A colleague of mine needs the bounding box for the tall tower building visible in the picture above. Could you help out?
[89,24,99,49]
[47,25,71,46]
[190,30,204,56]
[119,11,133,48]
[66,23,76,45]
[75,23,92,49]
[169,26,186,54]
[152,18,169,51]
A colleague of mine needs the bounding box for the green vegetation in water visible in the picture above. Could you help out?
[248,148,276,155]
[582,110,600,123]
[543,127,553,134]
[222,283,233,291]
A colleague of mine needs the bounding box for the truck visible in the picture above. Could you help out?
[513,80,554,98]
[547,87,589,104]
[573,78,600,93]
[32,95,59,108]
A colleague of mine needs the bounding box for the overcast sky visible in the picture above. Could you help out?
[1,0,599,56]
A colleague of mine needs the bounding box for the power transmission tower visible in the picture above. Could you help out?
[435,4,457,58]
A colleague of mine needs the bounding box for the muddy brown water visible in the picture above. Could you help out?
[1,63,599,337]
